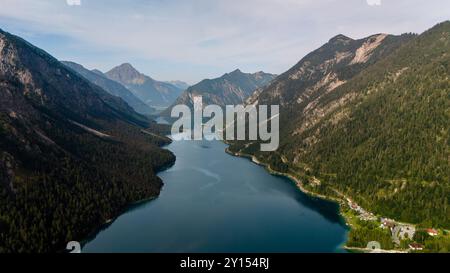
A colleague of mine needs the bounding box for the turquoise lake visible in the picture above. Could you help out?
[83,134,348,253]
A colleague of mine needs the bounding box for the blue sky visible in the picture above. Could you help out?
[0,0,449,84]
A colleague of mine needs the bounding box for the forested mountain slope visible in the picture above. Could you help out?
[229,22,449,227]
[0,29,175,252]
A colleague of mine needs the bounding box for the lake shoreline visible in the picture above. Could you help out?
[84,135,349,252]
[79,157,176,252]
[224,147,352,249]
[79,195,159,249]
[224,147,448,253]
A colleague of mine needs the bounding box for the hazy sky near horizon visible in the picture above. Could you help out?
[0,0,449,83]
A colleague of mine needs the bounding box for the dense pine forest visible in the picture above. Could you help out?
[229,22,450,229]
[0,29,175,252]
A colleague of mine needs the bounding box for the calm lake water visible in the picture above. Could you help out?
[83,133,348,253]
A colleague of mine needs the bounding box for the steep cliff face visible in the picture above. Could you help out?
[230,23,450,227]
[253,33,412,107]
[241,31,415,154]
[0,29,175,252]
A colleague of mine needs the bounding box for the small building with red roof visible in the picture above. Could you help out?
[426,228,438,236]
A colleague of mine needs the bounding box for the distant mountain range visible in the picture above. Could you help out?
[106,63,184,109]
[0,28,175,252]
[163,69,276,116]
[0,19,449,253]
[229,22,450,229]
[62,61,155,115]
[165,80,190,91]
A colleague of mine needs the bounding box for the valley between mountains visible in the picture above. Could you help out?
[0,21,449,253]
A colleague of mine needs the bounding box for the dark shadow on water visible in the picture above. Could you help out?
[81,196,159,249]
[273,174,346,226]
[233,153,346,226]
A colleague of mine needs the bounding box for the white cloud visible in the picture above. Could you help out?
[367,0,381,6]
[66,0,81,6]
[0,0,449,82]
